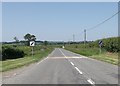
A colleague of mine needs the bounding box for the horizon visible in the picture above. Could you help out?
[1,36,118,43]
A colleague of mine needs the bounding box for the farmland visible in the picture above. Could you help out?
[1,37,119,72]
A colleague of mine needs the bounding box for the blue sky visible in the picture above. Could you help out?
[2,2,118,42]
[0,2,2,42]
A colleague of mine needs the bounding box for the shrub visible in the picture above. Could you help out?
[102,37,119,52]
[88,37,119,53]
[2,47,25,60]
[0,50,1,61]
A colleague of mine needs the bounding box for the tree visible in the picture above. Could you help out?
[44,41,48,46]
[31,35,36,41]
[24,33,31,41]
[24,33,36,46]
[14,37,19,43]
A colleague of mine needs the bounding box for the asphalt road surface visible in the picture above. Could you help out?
[2,48,118,85]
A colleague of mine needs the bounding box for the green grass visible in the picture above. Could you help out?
[65,44,118,65]
[90,52,118,65]
[65,44,100,56]
[1,45,54,72]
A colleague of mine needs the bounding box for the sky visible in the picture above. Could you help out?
[0,3,2,42]
[1,0,119,2]
[2,2,118,42]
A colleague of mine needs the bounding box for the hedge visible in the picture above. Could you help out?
[2,46,25,60]
[88,37,119,52]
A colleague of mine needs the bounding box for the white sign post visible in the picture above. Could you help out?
[99,40,103,54]
[30,41,35,57]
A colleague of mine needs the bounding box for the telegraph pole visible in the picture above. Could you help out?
[84,29,86,47]
[73,34,75,42]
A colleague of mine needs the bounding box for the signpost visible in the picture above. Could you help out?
[98,40,103,54]
[30,41,35,57]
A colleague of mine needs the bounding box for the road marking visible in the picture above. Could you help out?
[59,49,67,58]
[80,56,88,58]
[37,57,49,65]
[13,73,17,76]
[59,48,95,85]
[59,49,87,59]
[87,79,95,85]
[4,73,17,78]
[4,76,10,78]
[49,49,56,57]
[59,49,83,75]
[75,67,83,74]
[37,49,56,65]
[70,62,74,66]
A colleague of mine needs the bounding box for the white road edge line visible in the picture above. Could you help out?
[75,67,83,74]
[70,62,74,66]
[87,79,95,85]
[37,49,55,65]
[13,73,17,76]
[37,57,48,65]
[49,49,56,57]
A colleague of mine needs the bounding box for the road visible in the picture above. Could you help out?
[2,48,118,85]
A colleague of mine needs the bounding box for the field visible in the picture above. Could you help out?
[1,36,119,72]
[1,44,54,72]
[65,44,118,65]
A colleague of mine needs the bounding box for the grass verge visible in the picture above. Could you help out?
[90,53,118,65]
[1,45,54,72]
[65,44,118,65]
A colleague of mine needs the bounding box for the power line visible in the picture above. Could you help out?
[75,10,119,42]
[87,10,120,31]
[81,10,120,42]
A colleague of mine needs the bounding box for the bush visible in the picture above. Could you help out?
[2,47,25,60]
[102,37,119,52]
[0,44,1,60]
[88,37,119,53]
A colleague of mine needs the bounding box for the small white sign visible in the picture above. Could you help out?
[30,41,35,46]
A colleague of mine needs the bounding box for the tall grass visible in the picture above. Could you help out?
[65,44,101,56]
[1,45,54,72]
[65,44,118,65]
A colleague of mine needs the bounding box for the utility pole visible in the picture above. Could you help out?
[73,34,75,42]
[84,29,86,46]
[68,39,70,45]
[32,47,34,57]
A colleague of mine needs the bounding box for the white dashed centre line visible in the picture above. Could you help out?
[59,49,67,58]
[75,67,83,74]
[87,79,95,85]
[59,48,95,85]
[70,62,74,66]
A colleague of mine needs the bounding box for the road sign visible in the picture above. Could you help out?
[98,40,103,54]
[30,41,35,57]
[99,40,103,46]
[30,41,35,46]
